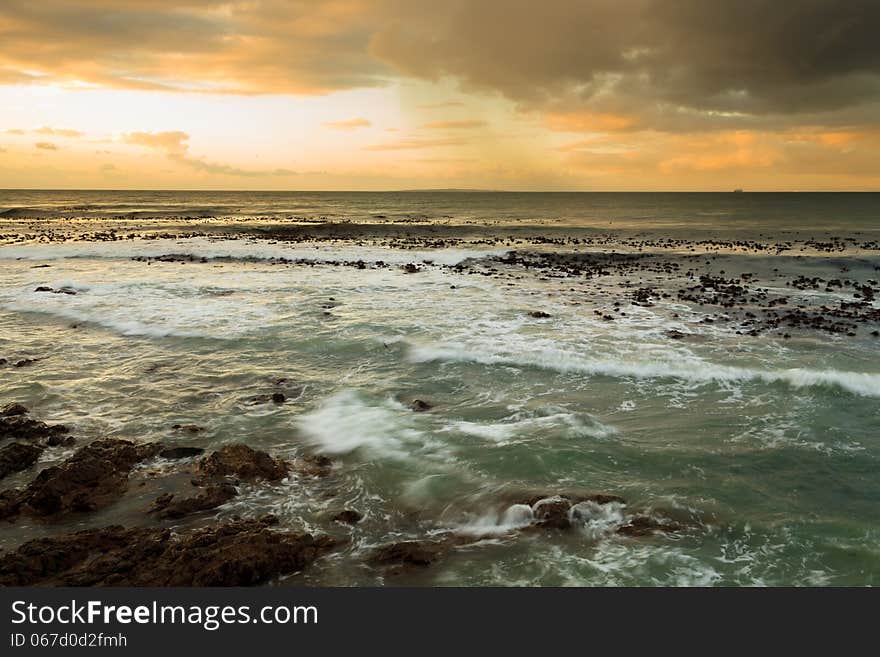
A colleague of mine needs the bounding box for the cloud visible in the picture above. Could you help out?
[370,0,880,131]
[0,0,387,95]
[5,129,26,135]
[422,120,486,129]
[35,126,84,137]
[416,101,465,109]
[34,142,58,150]
[122,130,296,177]
[123,130,189,154]
[363,137,467,151]
[2,1,879,134]
[323,117,372,130]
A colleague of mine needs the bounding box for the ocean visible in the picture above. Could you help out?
[1,190,878,585]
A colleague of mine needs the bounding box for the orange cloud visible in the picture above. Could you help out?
[363,137,467,151]
[34,141,58,150]
[422,120,486,129]
[323,118,372,130]
[545,112,637,133]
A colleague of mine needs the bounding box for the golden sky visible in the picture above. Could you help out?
[1,0,879,190]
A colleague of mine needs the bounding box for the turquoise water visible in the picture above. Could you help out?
[0,192,878,586]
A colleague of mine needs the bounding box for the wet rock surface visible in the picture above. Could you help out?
[195,444,290,482]
[149,483,238,520]
[332,509,363,524]
[159,446,205,459]
[0,438,161,521]
[0,516,337,586]
[0,443,44,480]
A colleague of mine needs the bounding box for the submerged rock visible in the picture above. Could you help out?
[531,496,573,530]
[149,483,238,520]
[368,540,447,567]
[0,516,337,586]
[0,413,68,442]
[294,454,333,477]
[196,444,289,482]
[0,443,44,479]
[171,424,205,434]
[0,438,162,520]
[0,403,28,418]
[409,399,433,412]
[527,310,552,318]
[159,446,205,460]
[332,509,363,525]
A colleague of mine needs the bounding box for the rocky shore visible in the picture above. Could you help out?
[0,402,691,586]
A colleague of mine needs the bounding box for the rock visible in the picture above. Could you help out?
[527,311,552,318]
[271,392,286,404]
[616,515,683,537]
[531,496,572,529]
[159,446,205,459]
[149,483,238,520]
[0,403,28,417]
[0,414,68,442]
[0,438,162,520]
[14,359,38,367]
[34,286,53,292]
[294,454,332,477]
[171,424,205,434]
[332,509,362,524]
[409,399,433,412]
[0,517,337,586]
[401,263,420,274]
[45,434,76,448]
[0,443,44,479]
[368,540,446,567]
[196,444,289,482]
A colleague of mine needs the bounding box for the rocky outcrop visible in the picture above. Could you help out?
[195,444,290,482]
[148,483,238,520]
[0,443,44,479]
[0,438,161,520]
[0,516,337,586]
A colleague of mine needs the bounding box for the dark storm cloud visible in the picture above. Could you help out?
[1,1,879,130]
[371,0,880,127]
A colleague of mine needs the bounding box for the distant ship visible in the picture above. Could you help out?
[733,188,744,193]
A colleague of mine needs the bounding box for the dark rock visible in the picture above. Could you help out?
[271,392,286,404]
[0,414,68,442]
[0,403,28,417]
[171,424,205,434]
[332,509,363,524]
[196,444,289,482]
[0,443,44,479]
[401,263,420,274]
[368,540,446,567]
[616,515,683,537]
[13,359,39,368]
[0,438,162,520]
[409,399,433,412]
[45,434,76,448]
[527,311,552,318]
[0,517,337,586]
[34,286,53,292]
[531,496,572,529]
[159,446,205,459]
[149,483,238,520]
[294,454,332,477]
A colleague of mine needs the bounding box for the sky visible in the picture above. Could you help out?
[1,0,879,191]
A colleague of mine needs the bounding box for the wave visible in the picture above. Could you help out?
[409,343,880,398]
[0,238,505,267]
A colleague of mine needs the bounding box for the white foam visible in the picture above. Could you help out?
[569,500,627,540]
[0,238,504,267]
[446,411,616,444]
[410,343,880,398]
[296,390,432,460]
[455,504,535,536]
